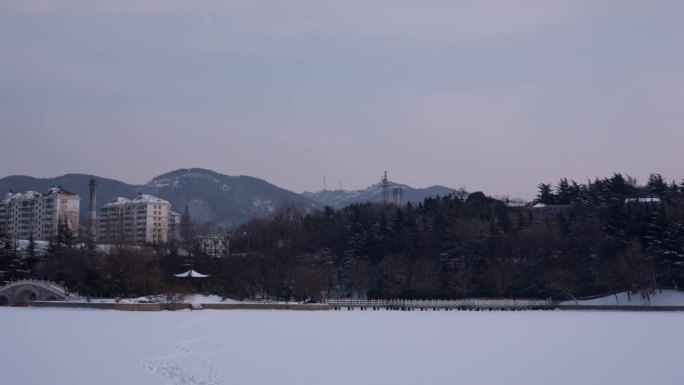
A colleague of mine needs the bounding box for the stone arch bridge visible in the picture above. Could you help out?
[0,279,79,305]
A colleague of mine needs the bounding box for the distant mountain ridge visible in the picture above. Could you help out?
[0,169,316,227]
[302,181,456,208]
[0,169,456,225]
[143,169,316,226]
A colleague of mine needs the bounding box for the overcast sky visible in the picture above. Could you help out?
[1,1,683,199]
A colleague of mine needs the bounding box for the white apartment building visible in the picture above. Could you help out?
[0,187,81,240]
[98,193,174,244]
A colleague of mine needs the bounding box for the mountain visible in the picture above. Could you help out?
[144,169,316,226]
[302,182,456,208]
[0,169,317,227]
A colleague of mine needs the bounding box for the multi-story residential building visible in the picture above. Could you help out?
[0,187,80,240]
[168,211,181,242]
[98,193,175,244]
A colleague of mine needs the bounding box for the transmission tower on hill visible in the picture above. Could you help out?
[392,186,404,206]
[380,171,390,205]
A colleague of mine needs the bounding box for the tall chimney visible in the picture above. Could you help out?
[88,179,97,238]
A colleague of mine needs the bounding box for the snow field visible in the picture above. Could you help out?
[2,308,683,385]
[561,289,684,306]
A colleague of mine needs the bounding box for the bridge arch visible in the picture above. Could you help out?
[14,286,39,305]
[0,279,77,305]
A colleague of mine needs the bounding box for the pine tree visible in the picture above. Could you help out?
[556,178,572,205]
[535,183,556,205]
[667,180,679,197]
[179,204,195,249]
[25,234,40,277]
[0,237,26,281]
[48,218,75,257]
[0,236,12,283]
[646,173,667,198]
[8,238,29,279]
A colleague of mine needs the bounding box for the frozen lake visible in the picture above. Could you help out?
[2,308,683,385]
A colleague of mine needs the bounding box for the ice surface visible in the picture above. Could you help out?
[2,308,683,385]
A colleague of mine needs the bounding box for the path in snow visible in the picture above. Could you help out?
[140,311,224,385]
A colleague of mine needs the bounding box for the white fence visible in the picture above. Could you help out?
[326,298,553,309]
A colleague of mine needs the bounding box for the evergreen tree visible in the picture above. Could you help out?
[535,183,556,205]
[0,235,12,283]
[179,204,195,250]
[47,218,76,257]
[26,234,37,263]
[646,173,667,197]
[0,237,25,281]
[556,178,573,205]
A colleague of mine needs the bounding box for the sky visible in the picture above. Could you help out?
[1,1,683,200]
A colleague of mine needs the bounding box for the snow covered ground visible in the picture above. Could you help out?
[2,308,683,385]
[73,294,247,304]
[561,289,684,306]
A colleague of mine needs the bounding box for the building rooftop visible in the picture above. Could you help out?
[0,187,79,204]
[46,186,78,196]
[132,194,170,204]
[103,194,170,208]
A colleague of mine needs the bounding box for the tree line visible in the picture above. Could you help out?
[1,173,683,301]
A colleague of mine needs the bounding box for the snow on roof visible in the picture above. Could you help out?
[46,186,77,196]
[0,187,79,204]
[625,197,661,203]
[174,269,209,278]
[103,197,132,207]
[1,191,37,203]
[103,194,170,207]
[132,194,170,204]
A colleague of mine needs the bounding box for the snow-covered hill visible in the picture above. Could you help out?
[143,169,317,226]
[302,182,455,208]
